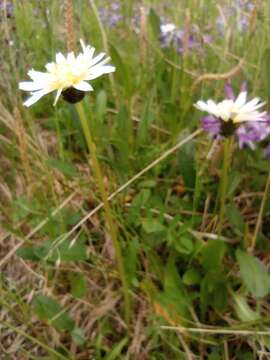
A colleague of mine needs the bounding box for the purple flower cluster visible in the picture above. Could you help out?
[0,0,13,18]
[160,22,211,54]
[98,2,122,27]
[201,84,270,153]
[216,0,255,35]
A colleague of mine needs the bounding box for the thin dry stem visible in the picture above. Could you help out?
[191,59,245,91]
[161,325,270,336]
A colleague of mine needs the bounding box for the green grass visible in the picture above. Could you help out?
[1,0,270,359]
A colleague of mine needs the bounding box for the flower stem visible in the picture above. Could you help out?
[75,102,130,323]
[250,172,270,251]
[218,137,233,235]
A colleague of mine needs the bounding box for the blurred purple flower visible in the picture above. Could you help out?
[201,115,221,137]
[160,22,211,54]
[0,0,13,18]
[237,121,270,149]
[216,1,255,35]
[98,2,123,27]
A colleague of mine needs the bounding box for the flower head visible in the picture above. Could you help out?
[19,40,115,106]
[195,92,267,124]
[195,85,270,149]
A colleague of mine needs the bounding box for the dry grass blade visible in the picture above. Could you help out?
[191,59,245,91]
[161,326,270,336]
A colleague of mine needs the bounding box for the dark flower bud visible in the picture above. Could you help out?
[62,87,85,104]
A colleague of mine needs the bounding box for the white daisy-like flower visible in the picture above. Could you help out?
[194,92,267,124]
[19,40,115,107]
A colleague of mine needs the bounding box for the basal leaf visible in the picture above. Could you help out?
[236,249,270,298]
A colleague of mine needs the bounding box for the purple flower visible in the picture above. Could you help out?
[237,122,270,149]
[160,22,211,54]
[98,2,123,27]
[201,115,221,137]
[0,1,13,18]
[216,1,255,35]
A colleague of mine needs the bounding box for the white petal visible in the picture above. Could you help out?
[53,88,63,106]
[80,39,87,52]
[194,101,209,112]
[67,52,75,62]
[56,52,66,64]
[89,53,106,67]
[240,99,265,112]
[73,81,93,92]
[234,111,267,123]
[23,88,52,107]
[19,81,45,91]
[28,69,50,82]
[87,65,116,80]
[234,92,247,107]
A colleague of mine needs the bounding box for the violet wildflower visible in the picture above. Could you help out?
[98,2,123,27]
[195,86,270,149]
[160,22,211,54]
[216,0,255,35]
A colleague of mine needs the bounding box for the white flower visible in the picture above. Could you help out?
[160,23,176,34]
[194,92,267,124]
[19,40,115,107]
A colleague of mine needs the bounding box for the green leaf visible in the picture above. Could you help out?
[160,255,190,319]
[95,90,107,124]
[16,247,40,261]
[109,44,132,95]
[261,48,270,98]
[111,105,132,172]
[148,8,161,39]
[183,268,202,285]
[105,337,129,360]
[225,204,245,234]
[124,237,139,286]
[69,273,87,299]
[201,241,225,271]
[200,271,228,318]
[71,327,86,346]
[32,295,75,332]
[142,218,165,234]
[174,235,194,255]
[50,238,88,263]
[236,249,270,298]
[232,292,260,322]
[177,130,196,189]
[136,90,155,146]
[46,158,78,177]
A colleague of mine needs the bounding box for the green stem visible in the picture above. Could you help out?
[218,137,233,235]
[75,102,130,323]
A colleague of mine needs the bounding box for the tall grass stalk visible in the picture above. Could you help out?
[75,101,130,323]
